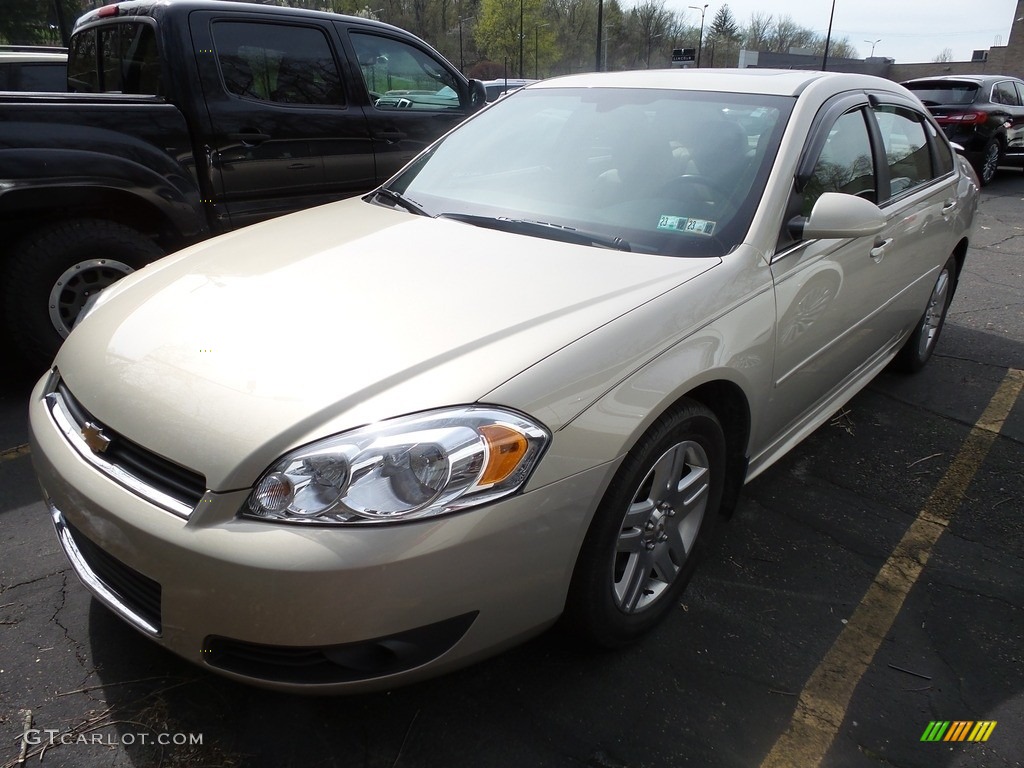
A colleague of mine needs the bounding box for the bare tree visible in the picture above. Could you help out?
[767,15,816,53]
[933,47,954,62]
[742,11,773,52]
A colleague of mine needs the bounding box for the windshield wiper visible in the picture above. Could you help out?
[439,213,631,251]
[373,187,431,216]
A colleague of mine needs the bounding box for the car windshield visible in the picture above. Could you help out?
[386,87,793,258]
[904,82,979,106]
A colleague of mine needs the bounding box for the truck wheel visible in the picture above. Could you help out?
[2,219,163,370]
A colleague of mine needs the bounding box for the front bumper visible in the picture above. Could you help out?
[29,373,614,693]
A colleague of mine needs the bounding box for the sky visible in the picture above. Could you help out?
[664,0,1020,64]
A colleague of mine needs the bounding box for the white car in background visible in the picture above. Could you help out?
[0,45,66,91]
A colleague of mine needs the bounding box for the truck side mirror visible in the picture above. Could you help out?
[468,79,487,111]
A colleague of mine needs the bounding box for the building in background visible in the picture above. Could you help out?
[736,0,1024,83]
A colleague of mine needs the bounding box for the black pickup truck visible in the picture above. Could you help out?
[0,0,486,367]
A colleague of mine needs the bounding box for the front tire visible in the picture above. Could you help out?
[564,400,726,648]
[893,255,957,374]
[1,219,163,370]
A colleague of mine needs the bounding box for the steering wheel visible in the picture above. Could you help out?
[659,174,729,201]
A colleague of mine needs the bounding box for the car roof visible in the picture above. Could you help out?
[902,74,1024,86]
[75,0,402,36]
[530,68,902,98]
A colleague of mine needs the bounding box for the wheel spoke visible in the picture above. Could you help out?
[665,461,709,513]
[616,550,654,611]
[651,539,679,582]
[648,448,682,501]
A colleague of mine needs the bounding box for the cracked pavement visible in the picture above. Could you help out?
[1,174,1022,767]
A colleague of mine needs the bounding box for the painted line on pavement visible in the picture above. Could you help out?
[760,367,1024,768]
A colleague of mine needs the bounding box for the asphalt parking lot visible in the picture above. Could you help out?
[1,172,1022,768]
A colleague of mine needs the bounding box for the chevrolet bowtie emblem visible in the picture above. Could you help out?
[81,422,111,454]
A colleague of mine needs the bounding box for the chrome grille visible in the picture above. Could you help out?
[45,374,207,518]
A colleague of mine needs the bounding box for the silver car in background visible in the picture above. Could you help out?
[29,69,977,693]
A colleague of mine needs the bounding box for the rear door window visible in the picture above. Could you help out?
[213,21,344,106]
[68,22,161,94]
[992,80,1022,106]
[872,105,932,197]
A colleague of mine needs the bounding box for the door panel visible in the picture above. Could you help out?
[763,100,960,449]
[191,13,375,229]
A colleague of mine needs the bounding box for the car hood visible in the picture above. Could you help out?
[56,199,718,490]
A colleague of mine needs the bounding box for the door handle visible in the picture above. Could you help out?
[941,199,958,216]
[287,162,316,170]
[870,237,893,261]
[228,132,271,146]
[374,130,406,143]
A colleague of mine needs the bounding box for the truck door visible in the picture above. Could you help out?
[189,11,376,230]
[343,27,472,183]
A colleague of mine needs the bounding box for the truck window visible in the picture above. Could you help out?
[212,22,344,106]
[350,32,460,111]
[68,22,161,95]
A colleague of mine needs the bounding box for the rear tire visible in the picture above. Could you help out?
[563,399,726,648]
[975,138,1001,186]
[1,219,163,371]
[892,255,957,374]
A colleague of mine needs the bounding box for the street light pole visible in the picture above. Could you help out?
[459,16,473,73]
[535,23,549,79]
[519,0,524,77]
[688,4,708,68]
[864,38,880,57]
[603,24,614,70]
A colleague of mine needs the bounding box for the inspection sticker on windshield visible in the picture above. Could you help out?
[657,215,716,236]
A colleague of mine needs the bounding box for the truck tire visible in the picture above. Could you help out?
[2,219,163,371]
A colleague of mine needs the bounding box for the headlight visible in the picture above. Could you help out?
[243,407,549,524]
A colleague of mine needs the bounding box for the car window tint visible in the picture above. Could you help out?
[992,81,1021,106]
[350,32,460,111]
[213,22,344,105]
[904,82,977,106]
[391,88,791,258]
[926,119,954,177]
[802,109,875,215]
[69,23,160,94]
[872,106,932,196]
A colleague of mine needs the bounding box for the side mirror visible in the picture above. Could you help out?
[468,79,487,111]
[788,192,886,240]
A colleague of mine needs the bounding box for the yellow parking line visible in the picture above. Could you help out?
[760,368,1024,768]
[0,444,31,462]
